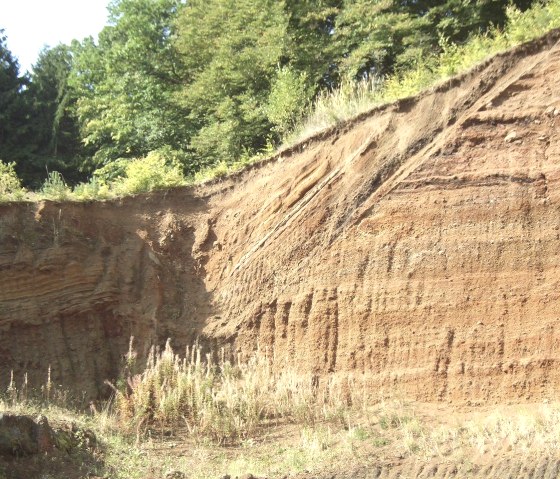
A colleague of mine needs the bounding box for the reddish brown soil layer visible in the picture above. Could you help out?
[1,31,559,402]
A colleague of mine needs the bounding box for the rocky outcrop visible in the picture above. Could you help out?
[0,413,93,457]
[1,30,560,403]
[0,414,51,456]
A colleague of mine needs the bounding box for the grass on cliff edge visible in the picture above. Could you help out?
[2,341,560,479]
[284,0,560,145]
[1,0,559,204]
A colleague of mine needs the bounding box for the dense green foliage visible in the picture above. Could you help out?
[25,45,85,186]
[333,0,534,79]
[0,30,30,171]
[175,0,289,166]
[70,0,187,169]
[0,0,556,195]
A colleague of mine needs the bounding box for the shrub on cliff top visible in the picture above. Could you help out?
[0,161,25,201]
[70,150,187,200]
[40,171,72,201]
[105,151,186,196]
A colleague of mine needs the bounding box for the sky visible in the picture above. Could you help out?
[1,0,110,73]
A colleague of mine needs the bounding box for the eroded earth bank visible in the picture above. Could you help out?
[1,32,560,408]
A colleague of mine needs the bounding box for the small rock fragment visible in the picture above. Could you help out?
[0,414,38,456]
[504,131,518,143]
[0,414,63,456]
[554,108,560,117]
[504,130,518,143]
[538,135,548,142]
[545,105,555,116]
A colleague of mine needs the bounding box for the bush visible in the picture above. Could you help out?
[114,151,186,195]
[92,159,129,185]
[267,67,312,138]
[72,177,111,201]
[41,171,71,201]
[0,161,25,201]
[506,1,560,44]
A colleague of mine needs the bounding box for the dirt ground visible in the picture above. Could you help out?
[124,402,560,479]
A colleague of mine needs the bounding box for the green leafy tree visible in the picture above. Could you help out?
[0,33,85,187]
[24,44,85,186]
[283,0,342,88]
[266,67,312,136]
[175,0,289,166]
[70,0,188,168]
[333,0,536,80]
[0,29,31,173]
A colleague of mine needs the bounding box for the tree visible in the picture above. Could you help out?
[174,0,289,166]
[283,0,342,88]
[70,0,188,168]
[333,0,537,80]
[1,33,88,187]
[0,29,31,175]
[24,44,85,185]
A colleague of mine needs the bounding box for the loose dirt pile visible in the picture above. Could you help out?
[1,31,559,406]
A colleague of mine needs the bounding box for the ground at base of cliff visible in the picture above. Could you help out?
[1,401,559,479]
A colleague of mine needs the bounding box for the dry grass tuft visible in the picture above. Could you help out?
[108,339,365,445]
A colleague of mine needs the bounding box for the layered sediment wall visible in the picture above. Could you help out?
[1,31,559,403]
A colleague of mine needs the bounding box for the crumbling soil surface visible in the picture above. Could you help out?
[303,458,560,479]
[1,30,560,408]
[130,402,560,479]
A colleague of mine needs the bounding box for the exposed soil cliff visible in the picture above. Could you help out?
[1,31,559,402]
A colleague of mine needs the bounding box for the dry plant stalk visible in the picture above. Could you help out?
[110,339,363,444]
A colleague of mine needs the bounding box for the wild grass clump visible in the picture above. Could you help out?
[109,339,360,445]
[286,77,383,143]
[1,366,81,414]
[41,171,71,201]
[374,402,560,459]
[462,406,560,455]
